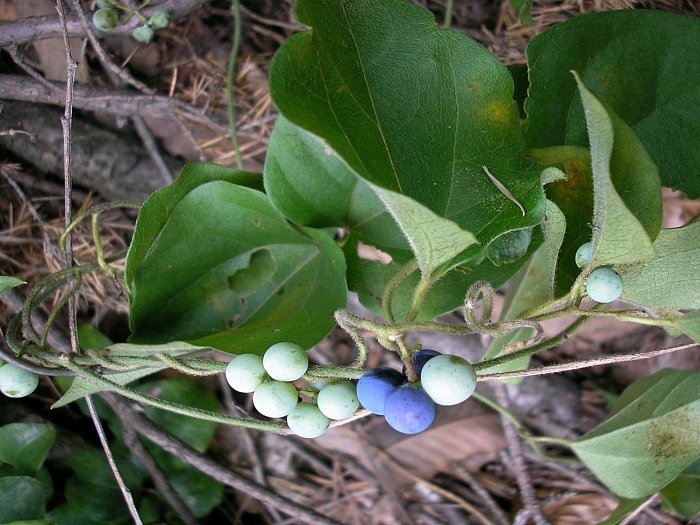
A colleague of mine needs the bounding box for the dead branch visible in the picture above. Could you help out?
[0,0,208,47]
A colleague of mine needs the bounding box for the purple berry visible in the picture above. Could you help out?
[383,385,436,434]
[356,367,406,415]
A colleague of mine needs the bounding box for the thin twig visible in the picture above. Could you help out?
[69,0,154,93]
[131,115,174,184]
[450,464,510,525]
[56,2,142,523]
[228,0,244,168]
[495,384,550,525]
[100,393,344,525]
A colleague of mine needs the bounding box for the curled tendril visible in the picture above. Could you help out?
[464,280,545,351]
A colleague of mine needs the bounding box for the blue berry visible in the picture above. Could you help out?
[383,385,435,434]
[403,349,441,376]
[357,367,406,415]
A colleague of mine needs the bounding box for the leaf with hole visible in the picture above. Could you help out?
[126,163,347,354]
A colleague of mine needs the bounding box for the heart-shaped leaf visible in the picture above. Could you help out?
[525,10,700,198]
[270,0,545,273]
[572,369,700,498]
[126,164,347,354]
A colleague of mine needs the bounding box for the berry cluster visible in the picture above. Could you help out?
[92,1,170,43]
[357,350,477,434]
[225,342,359,438]
[575,242,624,303]
[0,358,39,399]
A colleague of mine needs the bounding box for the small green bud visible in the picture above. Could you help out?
[132,24,155,44]
[92,8,119,32]
[149,11,171,30]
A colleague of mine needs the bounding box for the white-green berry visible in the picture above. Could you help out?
[263,342,308,382]
[420,354,477,406]
[0,363,39,398]
[253,381,298,418]
[575,241,593,269]
[132,25,155,43]
[225,354,266,393]
[93,8,119,32]
[585,266,624,303]
[287,402,330,438]
[148,11,171,30]
[316,380,359,420]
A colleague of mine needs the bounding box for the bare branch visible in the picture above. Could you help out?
[0,0,208,47]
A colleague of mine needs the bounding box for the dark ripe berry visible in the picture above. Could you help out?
[403,348,441,376]
[383,385,435,434]
[356,367,406,415]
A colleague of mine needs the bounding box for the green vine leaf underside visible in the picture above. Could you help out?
[572,369,700,499]
[525,10,700,199]
[125,164,347,355]
[574,74,658,267]
[621,218,700,312]
[269,0,545,274]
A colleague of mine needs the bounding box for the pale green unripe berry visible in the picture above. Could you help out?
[316,380,359,420]
[263,342,308,381]
[0,363,39,398]
[287,402,330,438]
[93,8,119,32]
[225,354,266,393]
[575,241,593,269]
[133,25,155,43]
[421,354,477,406]
[149,11,171,30]
[96,0,115,9]
[253,381,298,418]
[585,266,624,303]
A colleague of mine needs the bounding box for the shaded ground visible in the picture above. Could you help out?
[1,0,699,524]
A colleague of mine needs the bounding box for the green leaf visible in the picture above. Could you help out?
[0,477,46,523]
[621,218,700,311]
[264,116,409,251]
[573,74,657,267]
[126,166,347,354]
[508,0,533,26]
[370,186,478,276]
[541,199,566,294]
[169,467,223,518]
[0,277,25,295]
[52,342,205,408]
[270,0,545,267]
[125,163,263,287]
[525,10,700,198]
[673,311,700,343]
[572,369,700,498]
[137,378,220,453]
[0,424,56,476]
[77,324,113,351]
[660,459,700,518]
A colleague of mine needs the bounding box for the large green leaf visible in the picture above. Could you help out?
[270,0,545,272]
[573,74,658,267]
[0,477,46,523]
[572,369,700,498]
[126,165,347,354]
[621,218,700,311]
[0,424,56,477]
[525,10,700,198]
